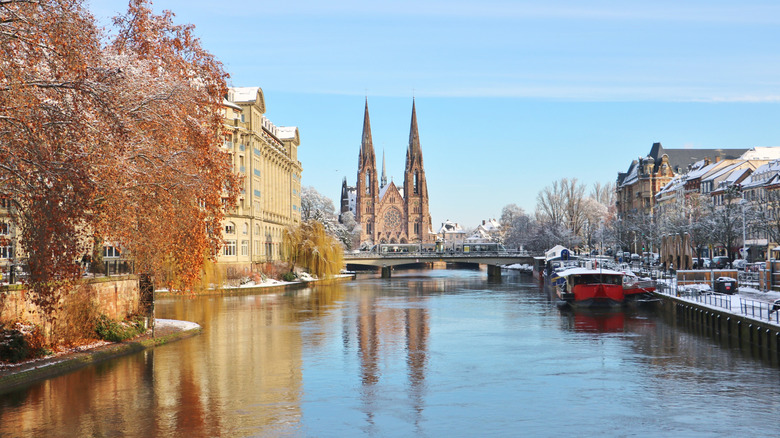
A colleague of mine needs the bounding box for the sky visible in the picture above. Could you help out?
[88,0,780,229]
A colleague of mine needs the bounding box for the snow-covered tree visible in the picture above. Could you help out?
[709,185,743,260]
[0,0,239,305]
[299,185,358,249]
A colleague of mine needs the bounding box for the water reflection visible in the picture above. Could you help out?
[2,270,780,437]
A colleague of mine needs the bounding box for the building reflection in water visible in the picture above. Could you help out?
[350,278,431,432]
[4,274,780,435]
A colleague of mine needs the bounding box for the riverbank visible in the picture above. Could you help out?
[156,273,356,297]
[0,319,201,394]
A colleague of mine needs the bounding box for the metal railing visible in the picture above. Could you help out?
[739,297,780,324]
[655,279,780,323]
[345,249,532,259]
[655,281,732,311]
[738,271,760,288]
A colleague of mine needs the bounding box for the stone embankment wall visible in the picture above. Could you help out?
[657,293,780,363]
[0,277,139,327]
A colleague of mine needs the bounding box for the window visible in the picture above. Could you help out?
[414,171,419,194]
[365,171,371,194]
[103,246,121,258]
[0,244,11,259]
[243,223,248,235]
[223,240,236,256]
[241,240,249,256]
[0,222,8,235]
[225,222,235,234]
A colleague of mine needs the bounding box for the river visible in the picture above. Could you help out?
[1,269,779,437]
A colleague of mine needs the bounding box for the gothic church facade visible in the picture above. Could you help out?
[340,100,433,245]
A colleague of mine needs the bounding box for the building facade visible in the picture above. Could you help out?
[340,100,433,245]
[218,87,302,273]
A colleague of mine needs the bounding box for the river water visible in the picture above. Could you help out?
[2,269,780,437]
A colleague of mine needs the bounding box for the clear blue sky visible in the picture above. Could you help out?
[89,0,780,228]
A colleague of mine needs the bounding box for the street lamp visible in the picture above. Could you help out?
[740,197,748,262]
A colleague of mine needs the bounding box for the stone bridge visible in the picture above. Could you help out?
[343,251,535,278]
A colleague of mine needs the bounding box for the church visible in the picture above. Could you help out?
[339,100,434,245]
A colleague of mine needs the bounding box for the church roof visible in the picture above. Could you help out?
[359,99,375,171]
[406,99,424,171]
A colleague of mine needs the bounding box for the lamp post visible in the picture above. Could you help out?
[740,197,748,262]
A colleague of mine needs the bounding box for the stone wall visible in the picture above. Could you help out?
[0,276,140,328]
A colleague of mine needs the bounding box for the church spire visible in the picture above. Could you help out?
[406,98,423,170]
[359,98,375,172]
[381,148,387,188]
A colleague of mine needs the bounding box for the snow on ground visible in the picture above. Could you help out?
[503,263,533,272]
[655,277,780,325]
[155,319,200,331]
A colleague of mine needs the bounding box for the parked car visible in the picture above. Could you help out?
[711,256,731,269]
[692,258,711,269]
[732,259,748,270]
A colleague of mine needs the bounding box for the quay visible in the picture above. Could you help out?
[653,283,780,362]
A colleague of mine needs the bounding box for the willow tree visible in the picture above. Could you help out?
[283,220,344,279]
[0,0,239,310]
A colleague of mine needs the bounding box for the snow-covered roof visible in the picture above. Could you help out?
[684,160,717,180]
[477,218,500,232]
[276,126,298,141]
[555,267,624,277]
[743,159,780,189]
[620,162,638,187]
[702,161,742,183]
[740,147,780,160]
[467,228,491,241]
[656,174,685,197]
[223,98,242,111]
[231,86,261,102]
[725,167,750,184]
[438,220,464,234]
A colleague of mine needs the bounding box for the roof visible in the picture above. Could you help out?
[231,87,261,102]
[740,147,780,160]
[743,160,780,189]
[438,220,464,234]
[223,98,242,111]
[276,126,299,144]
[556,267,624,277]
[649,142,747,174]
[621,143,749,187]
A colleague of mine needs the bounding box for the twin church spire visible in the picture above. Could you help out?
[350,98,432,245]
[358,98,425,189]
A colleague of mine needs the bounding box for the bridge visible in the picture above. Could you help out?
[343,251,535,278]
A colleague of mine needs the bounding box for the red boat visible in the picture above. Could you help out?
[551,267,625,308]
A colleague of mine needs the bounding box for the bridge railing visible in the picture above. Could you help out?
[344,249,532,258]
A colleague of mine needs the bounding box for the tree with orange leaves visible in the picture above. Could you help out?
[0,0,239,313]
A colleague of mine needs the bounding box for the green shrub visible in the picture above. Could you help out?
[95,314,145,342]
[282,271,297,282]
[0,328,29,363]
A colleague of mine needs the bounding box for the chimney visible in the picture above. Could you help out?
[482,220,485,225]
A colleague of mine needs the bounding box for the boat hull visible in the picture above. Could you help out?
[563,284,624,308]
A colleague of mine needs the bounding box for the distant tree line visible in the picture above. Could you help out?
[499,179,616,254]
